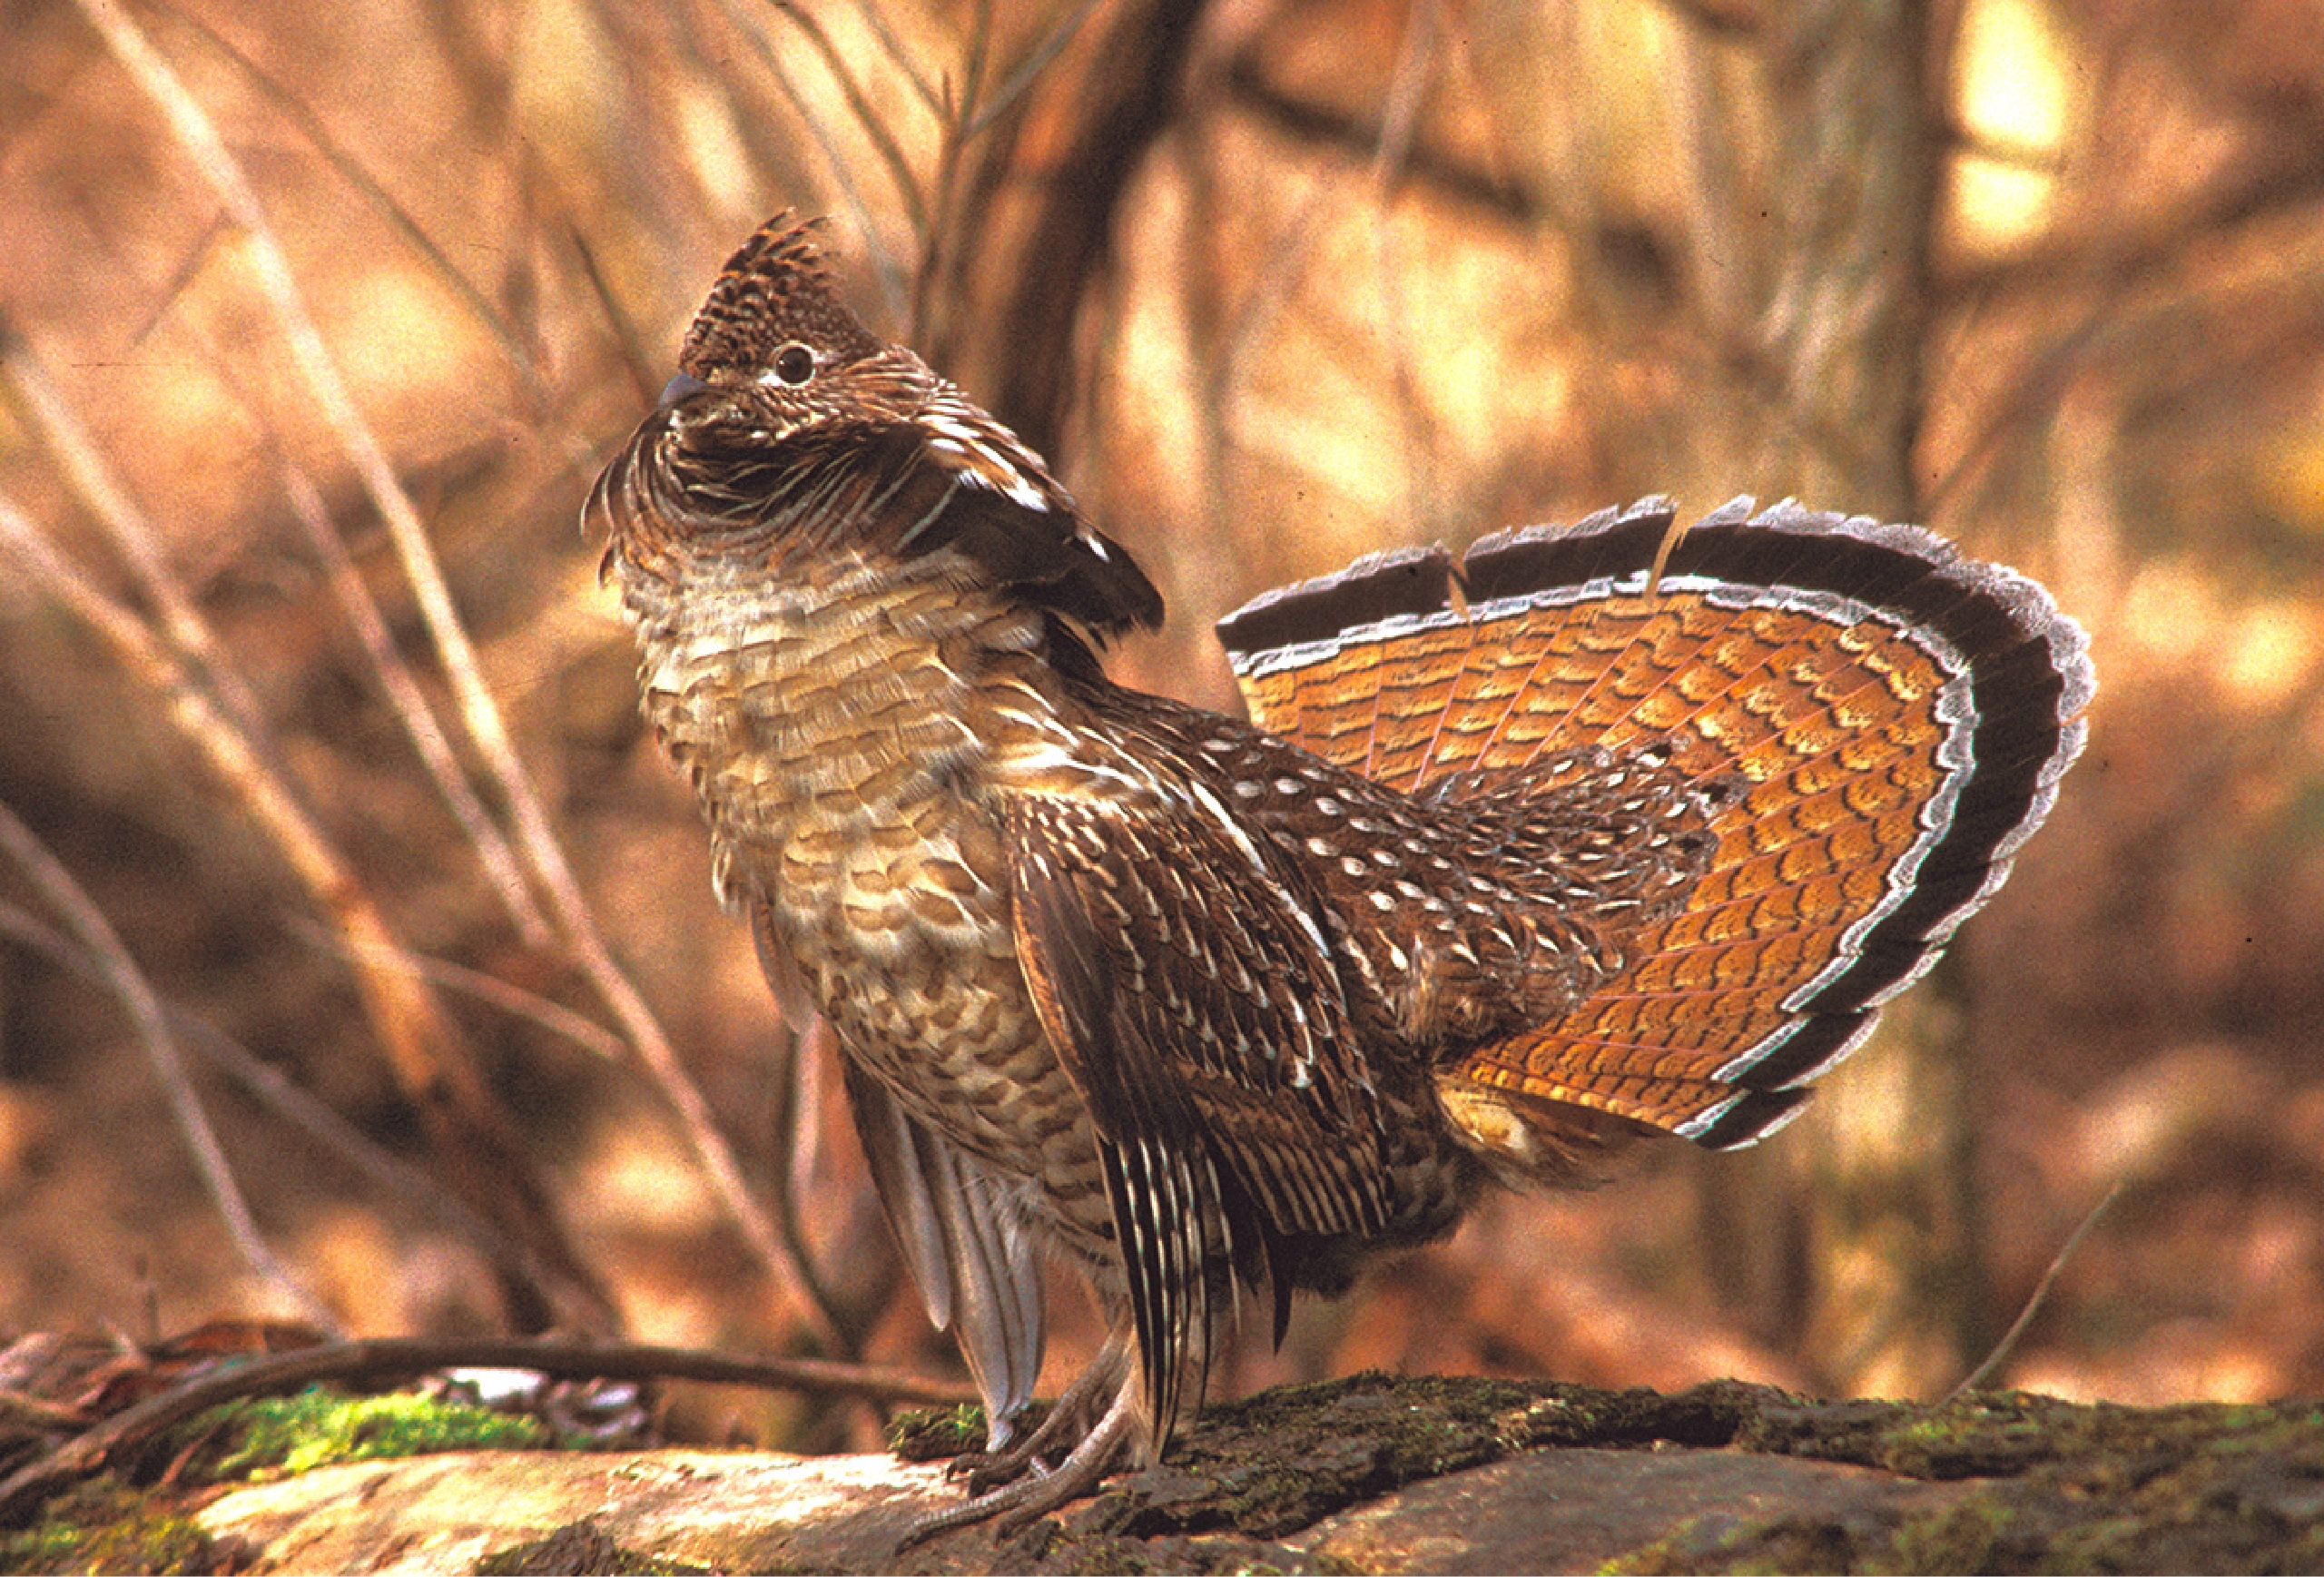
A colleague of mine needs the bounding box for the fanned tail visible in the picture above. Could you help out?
[1218,498,2093,1150]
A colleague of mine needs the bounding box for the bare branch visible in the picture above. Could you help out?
[277,464,554,948]
[0,326,270,746]
[164,6,555,414]
[0,801,334,1331]
[1946,1181,2126,1400]
[1367,0,1446,538]
[0,1335,975,1523]
[0,488,597,1335]
[768,0,930,235]
[963,0,1108,143]
[70,0,831,1345]
[850,0,942,116]
[284,914,628,1065]
[0,901,539,1284]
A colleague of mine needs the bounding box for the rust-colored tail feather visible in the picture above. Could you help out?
[1218,498,2093,1148]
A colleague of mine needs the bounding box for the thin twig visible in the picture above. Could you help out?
[849,0,941,116]
[0,1335,974,1523]
[0,488,590,1332]
[569,941,848,1348]
[0,325,270,747]
[163,5,554,414]
[72,0,833,1347]
[911,3,996,340]
[1945,1179,2126,1400]
[769,0,929,237]
[277,463,554,948]
[962,0,1108,143]
[0,901,536,1281]
[761,1017,849,1336]
[0,802,335,1332]
[719,0,911,326]
[1206,174,1339,555]
[566,223,664,410]
[283,913,626,1064]
[1367,0,1443,540]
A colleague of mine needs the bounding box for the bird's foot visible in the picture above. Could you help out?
[898,1355,1140,1548]
[950,1335,1125,1492]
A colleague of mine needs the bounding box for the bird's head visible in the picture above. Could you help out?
[591,213,1164,641]
[657,214,927,452]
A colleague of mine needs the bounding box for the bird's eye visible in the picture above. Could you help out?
[773,343,816,386]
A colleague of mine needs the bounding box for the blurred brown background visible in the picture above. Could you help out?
[3,0,2321,1452]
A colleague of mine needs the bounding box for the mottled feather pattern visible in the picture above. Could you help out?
[1103,695,1732,1050]
[1220,497,2091,1146]
[592,215,2094,1531]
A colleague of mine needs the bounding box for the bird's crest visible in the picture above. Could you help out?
[680,213,882,380]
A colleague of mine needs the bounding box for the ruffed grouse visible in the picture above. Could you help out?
[588,215,2094,1532]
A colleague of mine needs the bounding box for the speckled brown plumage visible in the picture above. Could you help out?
[586,214,2094,1533]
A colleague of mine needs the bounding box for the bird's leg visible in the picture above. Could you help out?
[950,1325,1133,1492]
[896,1326,1141,1547]
[898,1358,1144,1548]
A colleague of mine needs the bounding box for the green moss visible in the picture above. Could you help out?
[886,1400,995,1461]
[0,1481,249,1576]
[1884,1490,2023,1573]
[185,1385,548,1483]
[1591,1388,2324,1573]
[962,1375,2324,1573]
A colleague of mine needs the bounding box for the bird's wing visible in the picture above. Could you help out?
[899,389,1164,637]
[1004,783,1391,1434]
